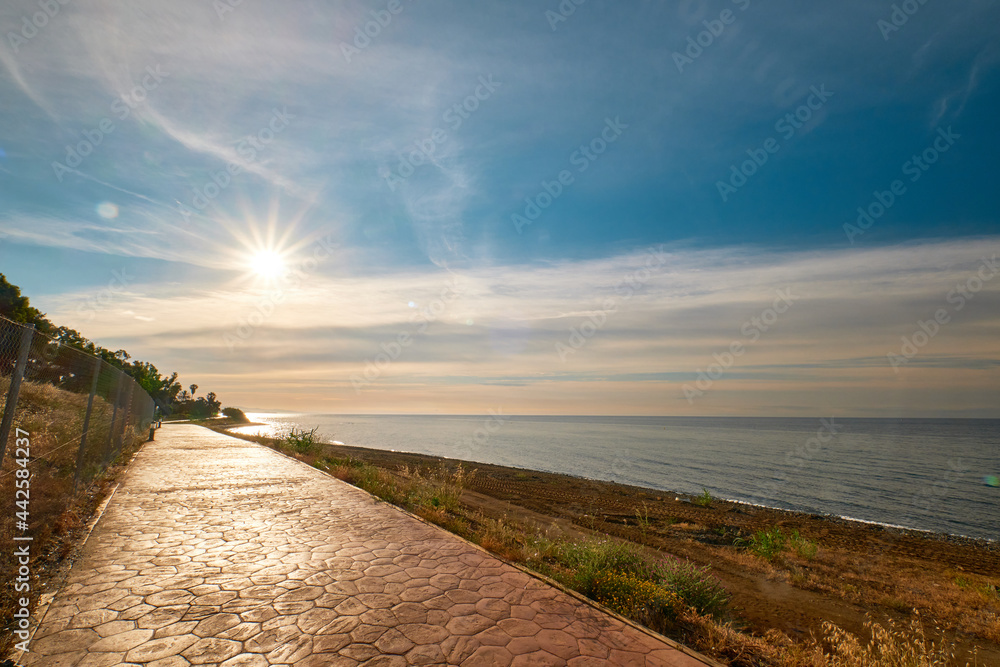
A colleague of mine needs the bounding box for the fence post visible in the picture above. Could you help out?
[0,323,35,468]
[73,356,103,493]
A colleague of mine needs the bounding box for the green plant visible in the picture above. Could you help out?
[635,502,652,541]
[591,570,684,629]
[283,427,320,455]
[737,527,786,560]
[655,558,730,618]
[789,529,819,559]
[955,576,1000,600]
[399,463,469,513]
[693,487,713,507]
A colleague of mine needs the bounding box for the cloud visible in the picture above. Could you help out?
[32,237,1000,415]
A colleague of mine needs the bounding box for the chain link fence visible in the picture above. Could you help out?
[1,314,156,652]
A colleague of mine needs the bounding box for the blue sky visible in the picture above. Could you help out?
[1,0,998,415]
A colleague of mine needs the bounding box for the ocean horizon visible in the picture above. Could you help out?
[230,413,1000,542]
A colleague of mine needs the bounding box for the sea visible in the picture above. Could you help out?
[231,414,1000,542]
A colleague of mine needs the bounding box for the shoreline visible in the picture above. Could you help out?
[216,422,1000,662]
[222,422,998,549]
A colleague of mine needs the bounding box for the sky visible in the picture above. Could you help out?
[1,0,998,416]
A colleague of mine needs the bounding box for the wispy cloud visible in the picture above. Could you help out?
[32,238,1000,415]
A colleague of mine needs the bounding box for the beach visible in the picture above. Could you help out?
[222,425,1000,665]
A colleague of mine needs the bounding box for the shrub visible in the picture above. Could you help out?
[527,538,730,622]
[655,558,731,618]
[399,463,468,513]
[738,527,787,560]
[592,570,685,628]
[283,427,320,455]
[548,539,653,595]
[221,407,249,422]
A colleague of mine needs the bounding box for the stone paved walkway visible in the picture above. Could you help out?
[19,424,717,666]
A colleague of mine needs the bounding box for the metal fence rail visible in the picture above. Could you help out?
[0,316,155,483]
[1,314,156,645]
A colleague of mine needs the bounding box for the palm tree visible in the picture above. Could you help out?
[189,384,198,397]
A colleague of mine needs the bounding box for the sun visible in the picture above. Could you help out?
[250,250,286,280]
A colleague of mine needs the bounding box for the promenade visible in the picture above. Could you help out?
[19,424,716,666]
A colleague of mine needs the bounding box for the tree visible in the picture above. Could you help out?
[0,273,53,333]
[2,274,226,418]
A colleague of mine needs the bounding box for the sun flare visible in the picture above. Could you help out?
[250,250,286,280]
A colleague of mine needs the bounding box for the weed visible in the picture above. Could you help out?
[635,501,652,541]
[656,558,731,618]
[736,527,786,560]
[789,529,819,560]
[955,576,1000,601]
[283,427,321,455]
[693,487,713,508]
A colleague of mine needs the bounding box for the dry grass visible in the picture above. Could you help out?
[816,615,976,667]
[696,519,1000,648]
[0,379,150,654]
[768,547,1000,643]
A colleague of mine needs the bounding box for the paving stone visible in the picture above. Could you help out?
[86,629,155,652]
[17,425,714,667]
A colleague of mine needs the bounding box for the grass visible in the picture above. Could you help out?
[693,487,714,507]
[635,501,652,541]
[313,455,468,516]
[0,378,150,655]
[736,526,819,561]
[816,615,974,667]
